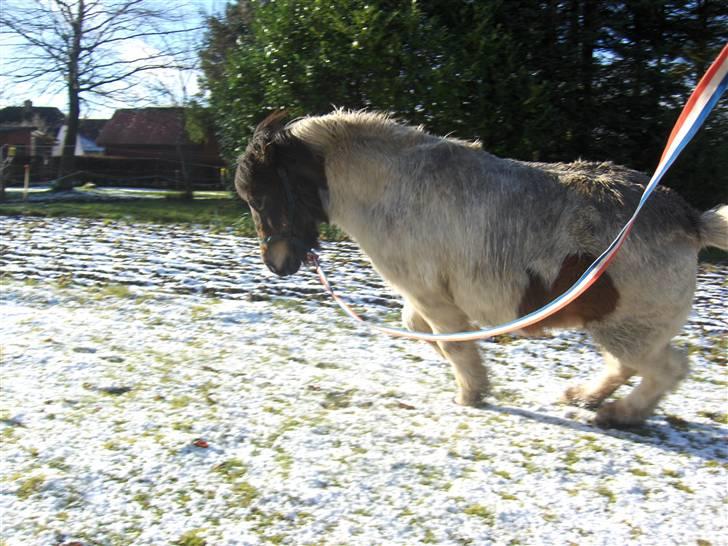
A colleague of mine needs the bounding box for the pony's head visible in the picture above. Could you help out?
[235,111,328,276]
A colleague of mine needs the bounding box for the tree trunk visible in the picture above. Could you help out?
[57,87,80,189]
[56,0,84,190]
[0,158,6,203]
[177,142,193,200]
[178,111,193,200]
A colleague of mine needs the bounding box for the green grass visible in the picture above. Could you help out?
[0,196,249,226]
[0,190,347,240]
[16,474,46,499]
[462,503,496,525]
[595,485,616,504]
[173,529,207,546]
[213,459,248,480]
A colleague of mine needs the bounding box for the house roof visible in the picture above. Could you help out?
[0,105,65,128]
[97,107,194,147]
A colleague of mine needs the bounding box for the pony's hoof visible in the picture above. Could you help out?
[455,390,484,407]
[561,384,601,410]
[592,401,645,429]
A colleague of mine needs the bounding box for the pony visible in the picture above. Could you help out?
[234,109,728,428]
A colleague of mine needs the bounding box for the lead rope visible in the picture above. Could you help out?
[308,44,728,343]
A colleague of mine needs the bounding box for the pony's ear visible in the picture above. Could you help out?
[255,109,289,138]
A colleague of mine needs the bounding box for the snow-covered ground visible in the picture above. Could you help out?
[1,217,726,546]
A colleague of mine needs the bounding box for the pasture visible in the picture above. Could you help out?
[1,216,726,546]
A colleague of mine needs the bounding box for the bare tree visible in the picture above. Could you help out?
[0,0,203,188]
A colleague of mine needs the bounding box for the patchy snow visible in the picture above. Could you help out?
[0,217,726,546]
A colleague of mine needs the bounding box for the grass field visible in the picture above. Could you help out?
[0,186,346,240]
[0,196,251,228]
[0,187,248,225]
[1,216,726,546]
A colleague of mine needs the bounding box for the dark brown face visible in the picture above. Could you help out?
[235,112,328,277]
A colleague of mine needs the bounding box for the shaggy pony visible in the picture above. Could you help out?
[235,109,728,427]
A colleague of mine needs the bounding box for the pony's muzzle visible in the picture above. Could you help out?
[262,239,302,276]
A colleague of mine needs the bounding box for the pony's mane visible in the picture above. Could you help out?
[289,109,479,151]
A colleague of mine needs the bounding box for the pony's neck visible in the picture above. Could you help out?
[289,110,430,153]
[288,111,430,236]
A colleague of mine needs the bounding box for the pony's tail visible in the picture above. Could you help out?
[700,205,728,250]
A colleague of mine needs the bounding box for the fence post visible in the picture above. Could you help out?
[23,164,30,201]
[0,145,8,202]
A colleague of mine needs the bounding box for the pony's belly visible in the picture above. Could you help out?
[451,279,524,327]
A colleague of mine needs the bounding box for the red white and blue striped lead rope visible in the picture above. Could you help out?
[309,44,728,342]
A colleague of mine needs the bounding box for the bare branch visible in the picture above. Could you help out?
[82,0,155,35]
[82,62,189,91]
[81,53,171,72]
[1,0,205,172]
[0,18,68,60]
[83,26,205,50]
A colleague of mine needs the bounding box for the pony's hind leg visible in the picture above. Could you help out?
[562,350,635,409]
[408,298,489,406]
[594,343,689,428]
[583,249,695,427]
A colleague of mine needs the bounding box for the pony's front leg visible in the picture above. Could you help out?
[402,299,443,357]
[440,338,490,406]
[410,299,489,406]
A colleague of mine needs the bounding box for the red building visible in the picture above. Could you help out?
[0,101,65,181]
[96,107,225,188]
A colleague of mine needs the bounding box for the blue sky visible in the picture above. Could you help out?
[0,0,227,119]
